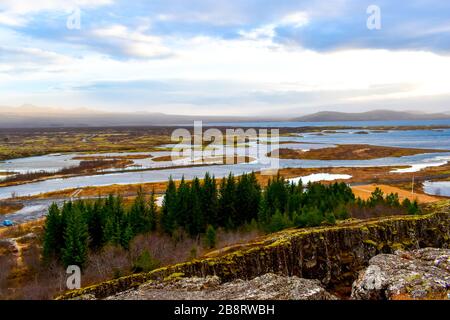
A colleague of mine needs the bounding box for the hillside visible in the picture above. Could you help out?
[59,201,450,300]
[291,110,450,122]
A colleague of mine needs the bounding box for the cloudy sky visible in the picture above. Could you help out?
[0,0,450,116]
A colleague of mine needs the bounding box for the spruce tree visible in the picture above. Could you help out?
[204,225,217,249]
[129,187,149,235]
[42,202,62,263]
[218,173,237,228]
[201,173,218,227]
[86,197,106,250]
[62,207,88,269]
[189,177,205,236]
[161,177,177,234]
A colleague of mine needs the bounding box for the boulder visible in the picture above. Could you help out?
[351,248,450,300]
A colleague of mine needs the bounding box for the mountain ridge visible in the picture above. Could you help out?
[291,110,450,122]
[0,106,449,128]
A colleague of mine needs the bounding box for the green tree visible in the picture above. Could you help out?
[201,173,219,227]
[132,250,160,273]
[218,174,237,228]
[86,198,106,250]
[129,187,150,235]
[42,203,62,263]
[62,207,88,268]
[204,225,217,249]
[161,177,177,234]
[188,177,205,236]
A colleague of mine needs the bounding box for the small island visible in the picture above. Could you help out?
[269,144,446,160]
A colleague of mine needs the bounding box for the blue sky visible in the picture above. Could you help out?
[1,0,450,116]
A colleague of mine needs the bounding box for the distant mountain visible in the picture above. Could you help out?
[291,110,450,122]
[0,105,266,128]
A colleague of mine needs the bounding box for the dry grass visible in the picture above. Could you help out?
[352,184,440,203]
[0,202,24,215]
[271,144,445,160]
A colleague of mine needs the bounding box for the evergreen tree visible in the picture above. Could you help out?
[62,207,88,269]
[42,203,62,263]
[204,225,217,249]
[188,177,205,236]
[86,197,106,250]
[218,173,237,228]
[129,187,150,235]
[161,177,177,234]
[176,177,191,230]
[201,173,219,227]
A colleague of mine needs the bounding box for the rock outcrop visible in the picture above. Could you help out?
[59,202,450,300]
[105,273,338,300]
[351,248,450,300]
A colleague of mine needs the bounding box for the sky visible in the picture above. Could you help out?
[0,0,450,116]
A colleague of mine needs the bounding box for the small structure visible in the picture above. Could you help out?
[2,220,14,227]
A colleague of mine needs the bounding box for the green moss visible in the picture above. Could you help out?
[363,240,378,247]
[163,272,185,282]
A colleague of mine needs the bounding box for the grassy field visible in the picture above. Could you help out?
[0,127,174,161]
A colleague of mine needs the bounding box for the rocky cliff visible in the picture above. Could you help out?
[352,248,450,300]
[59,201,450,300]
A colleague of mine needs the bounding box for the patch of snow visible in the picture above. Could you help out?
[288,173,352,185]
[391,161,447,173]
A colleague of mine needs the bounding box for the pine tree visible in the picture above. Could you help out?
[86,197,106,250]
[201,173,218,227]
[161,177,177,234]
[62,207,88,269]
[189,177,205,236]
[236,172,261,224]
[42,202,62,263]
[204,225,217,249]
[218,173,237,228]
[176,177,191,231]
[129,187,149,235]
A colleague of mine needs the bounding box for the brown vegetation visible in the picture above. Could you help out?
[270,144,445,160]
[0,221,262,299]
[72,154,152,161]
[0,201,24,215]
[351,184,439,204]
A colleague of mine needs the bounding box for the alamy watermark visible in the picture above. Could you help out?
[170,122,280,175]
[66,265,81,290]
[66,7,81,30]
[367,5,381,30]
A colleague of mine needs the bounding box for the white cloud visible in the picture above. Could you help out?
[0,13,27,26]
[239,11,309,41]
[90,25,172,59]
[0,0,113,14]
[1,23,450,114]
[280,11,309,28]
[0,0,113,26]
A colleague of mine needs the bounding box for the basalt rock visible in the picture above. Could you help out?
[107,273,338,300]
[351,248,450,300]
[58,201,450,300]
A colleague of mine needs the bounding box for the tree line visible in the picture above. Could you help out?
[42,190,157,268]
[42,172,420,268]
